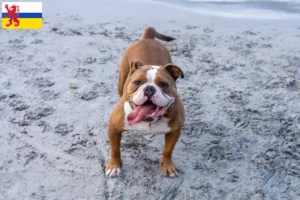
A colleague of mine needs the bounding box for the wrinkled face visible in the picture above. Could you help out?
[127,65,177,107]
[126,65,180,125]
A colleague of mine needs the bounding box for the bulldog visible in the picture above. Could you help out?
[105,27,185,177]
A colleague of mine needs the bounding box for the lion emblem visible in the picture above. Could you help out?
[4,4,20,27]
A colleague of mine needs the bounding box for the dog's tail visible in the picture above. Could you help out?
[142,27,175,42]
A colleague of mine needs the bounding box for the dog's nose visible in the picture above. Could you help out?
[144,85,156,99]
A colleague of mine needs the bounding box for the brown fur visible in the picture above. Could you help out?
[118,27,174,97]
[106,27,185,177]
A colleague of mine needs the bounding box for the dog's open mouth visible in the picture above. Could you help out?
[127,100,169,125]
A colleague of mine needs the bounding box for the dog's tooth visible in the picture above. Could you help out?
[151,107,160,116]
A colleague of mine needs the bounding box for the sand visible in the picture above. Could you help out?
[1,0,300,199]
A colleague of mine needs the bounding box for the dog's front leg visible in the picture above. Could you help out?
[105,124,122,177]
[161,129,181,177]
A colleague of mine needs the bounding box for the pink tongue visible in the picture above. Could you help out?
[127,104,167,125]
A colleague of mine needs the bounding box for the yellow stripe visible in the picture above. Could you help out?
[2,18,42,29]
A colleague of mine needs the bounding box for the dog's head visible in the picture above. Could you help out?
[126,60,184,125]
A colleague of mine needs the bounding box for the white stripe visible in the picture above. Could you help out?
[2,2,42,13]
[146,65,161,83]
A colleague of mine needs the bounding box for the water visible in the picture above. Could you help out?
[153,0,300,19]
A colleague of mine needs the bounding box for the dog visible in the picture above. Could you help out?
[105,27,185,177]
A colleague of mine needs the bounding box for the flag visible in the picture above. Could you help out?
[2,2,42,29]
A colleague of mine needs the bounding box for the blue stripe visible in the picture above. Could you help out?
[2,13,42,18]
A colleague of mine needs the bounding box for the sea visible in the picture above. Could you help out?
[152,0,300,19]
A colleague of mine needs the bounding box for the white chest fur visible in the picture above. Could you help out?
[123,101,171,134]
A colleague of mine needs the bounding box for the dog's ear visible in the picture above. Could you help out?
[163,63,184,80]
[130,60,144,75]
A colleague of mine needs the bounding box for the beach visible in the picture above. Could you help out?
[0,0,300,199]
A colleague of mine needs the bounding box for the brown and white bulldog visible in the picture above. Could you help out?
[105,27,185,177]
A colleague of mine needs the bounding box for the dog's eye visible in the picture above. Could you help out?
[158,82,169,88]
[133,80,142,86]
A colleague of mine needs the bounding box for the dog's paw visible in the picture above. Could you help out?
[105,160,121,178]
[105,167,121,178]
[161,159,179,178]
